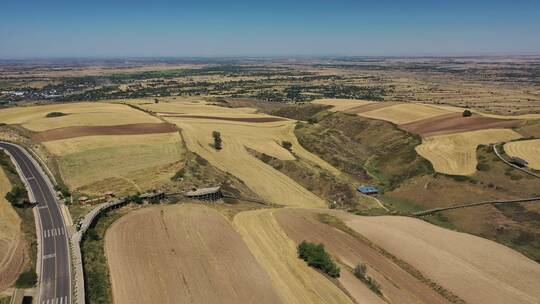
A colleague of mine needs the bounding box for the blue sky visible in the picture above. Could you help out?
[1,0,539,58]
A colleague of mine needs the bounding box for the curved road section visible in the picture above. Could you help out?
[0,142,71,304]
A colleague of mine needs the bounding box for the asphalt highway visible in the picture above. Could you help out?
[0,142,71,304]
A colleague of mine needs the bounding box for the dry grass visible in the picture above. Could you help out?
[312,99,373,112]
[142,99,338,208]
[43,132,185,193]
[343,215,540,304]
[358,103,452,124]
[233,209,353,304]
[504,139,540,170]
[105,204,281,304]
[0,168,24,292]
[416,129,522,175]
[0,102,160,131]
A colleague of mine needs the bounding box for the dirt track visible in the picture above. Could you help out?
[159,114,287,123]
[33,123,178,142]
[275,209,449,304]
[400,113,525,137]
[105,205,281,304]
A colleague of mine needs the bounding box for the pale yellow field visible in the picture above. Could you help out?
[416,129,522,175]
[429,104,540,120]
[358,103,452,124]
[504,139,540,170]
[106,205,282,304]
[312,98,373,112]
[343,215,540,304]
[143,99,338,208]
[233,209,353,304]
[43,132,185,193]
[0,168,24,291]
[0,102,160,131]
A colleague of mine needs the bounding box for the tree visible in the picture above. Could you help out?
[212,131,222,150]
[462,110,472,117]
[282,140,293,151]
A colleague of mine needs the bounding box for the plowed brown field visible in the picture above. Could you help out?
[400,113,525,137]
[105,205,282,304]
[33,123,178,142]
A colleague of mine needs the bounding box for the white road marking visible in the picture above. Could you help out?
[37,205,48,210]
[43,253,56,260]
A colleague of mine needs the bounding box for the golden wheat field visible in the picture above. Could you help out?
[503,139,540,170]
[357,103,452,124]
[343,215,540,304]
[0,168,24,292]
[43,132,185,193]
[105,205,282,304]
[137,99,338,207]
[312,98,373,112]
[415,129,522,175]
[0,102,160,131]
[233,209,353,304]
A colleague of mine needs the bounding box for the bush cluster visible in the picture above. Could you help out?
[297,241,340,278]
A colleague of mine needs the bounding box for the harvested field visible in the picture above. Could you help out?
[416,129,522,175]
[342,102,399,114]
[32,123,178,142]
[159,114,287,123]
[106,205,281,304]
[233,209,353,304]
[43,132,185,192]
[400,113,525,137]
[343,215,540,304]
[358,103,452,124]
[0,168,24,291]
[275,209,449,304]
[0,102,160,131]
[146,99,337,207]
[504,139,540,170]
[312,98,373,112]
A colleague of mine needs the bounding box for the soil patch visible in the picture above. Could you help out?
[33,123,178,142]
[400,113,525,137]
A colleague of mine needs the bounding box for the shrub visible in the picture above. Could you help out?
[45,112,67,118]
[476,163,490,171]
[5,185,28,207]
[212,131,222,150]
[15,269,37,288]
[297,241,340,278]
[353,263,381,295]
[462,110,472,117]
[282,140,293,151]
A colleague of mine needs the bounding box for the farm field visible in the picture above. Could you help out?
[105,204,282,304]
[504,139,540,170]
[138,99,338,207]
[311,98,373,112]
[343,214,540,304]
[233,209,353,304]
[357,103,452,124]
[0,102,160,131]
[0,168,24,292]
[415,129,522,175]
[43,132,185,193]
[275,208,449,304]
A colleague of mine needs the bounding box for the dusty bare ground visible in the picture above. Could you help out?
[0,168,25,292]
[343,215,540,304]
[233,209,354,304]
[33,123,178,142]
[400,113,525,137]
[105,204,281,304]
[275,208,449,304]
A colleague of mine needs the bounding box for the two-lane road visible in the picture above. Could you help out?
[0,142,71,304]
